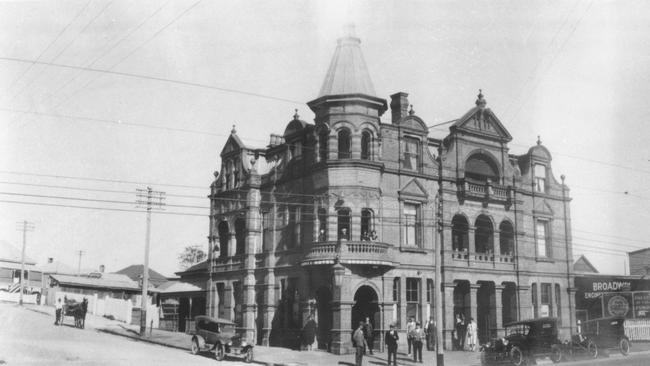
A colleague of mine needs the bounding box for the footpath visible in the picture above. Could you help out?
[23,304,650,366]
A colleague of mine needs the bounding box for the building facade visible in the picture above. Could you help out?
[205,32,575,353]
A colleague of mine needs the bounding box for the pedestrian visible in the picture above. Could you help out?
[406,317,416,356]
[466,317,478,351]
[54,298,63,325]
[384,323,399,366]
[353,321,368,366]
[425,317,436,351]
[455,313,465,350]
[362,316,374,355]
[412,322,425,363]
[301,315,317,351]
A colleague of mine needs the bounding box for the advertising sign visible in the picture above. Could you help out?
[603,293,633,317]
[634,292,650,318]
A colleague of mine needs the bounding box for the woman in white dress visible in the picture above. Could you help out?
[466,317,478,351]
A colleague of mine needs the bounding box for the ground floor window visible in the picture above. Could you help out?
[406,278,420,321]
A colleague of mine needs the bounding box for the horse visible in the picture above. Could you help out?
[61,298,88,329]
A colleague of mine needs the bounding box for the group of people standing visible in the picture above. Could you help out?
[454,313,478,352]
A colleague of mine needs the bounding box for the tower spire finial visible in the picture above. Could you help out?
[293,109,299,120]
[231,124,236,134]
[344,23,356,38]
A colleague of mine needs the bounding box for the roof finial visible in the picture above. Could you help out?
[475,89,487,108]
[293,109,299,120]
[408,104,415,116]
[231,124,237,134]
[537,135,542,145]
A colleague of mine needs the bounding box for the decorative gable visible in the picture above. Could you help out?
[451,91,512,142]
[399,178,428,199]
[221,134,245,157]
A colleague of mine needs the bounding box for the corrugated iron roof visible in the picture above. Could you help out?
[50,273,139,291]
[318,31,376,98]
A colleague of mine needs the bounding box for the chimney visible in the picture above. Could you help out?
[48,257,54,264]
[390,92,409,123]
[99,264,105,273]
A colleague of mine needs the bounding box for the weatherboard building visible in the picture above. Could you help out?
[204,32,575,353]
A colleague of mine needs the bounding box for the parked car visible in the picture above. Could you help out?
[581,317,630,356]
[481,317,562,366]
[189,315,254,363]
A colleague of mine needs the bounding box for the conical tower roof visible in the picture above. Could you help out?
[318,25,376,98]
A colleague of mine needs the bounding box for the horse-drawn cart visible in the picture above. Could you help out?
[60,298,88,329]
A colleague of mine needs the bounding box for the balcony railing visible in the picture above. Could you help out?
[458,179,512,208]
[212,255,244,272]
[449,249,515,267]
[302,240,397,267]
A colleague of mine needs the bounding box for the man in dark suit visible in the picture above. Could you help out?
[384,323,399,366]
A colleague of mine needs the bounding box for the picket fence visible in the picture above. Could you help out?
[625,318,650,341]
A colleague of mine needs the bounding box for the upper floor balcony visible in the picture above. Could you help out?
[457,178,512,208]
[448,248,515,270]
[301,240,397,267]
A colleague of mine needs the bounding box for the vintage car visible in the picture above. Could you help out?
[189,315,254,363]
[481,317,562,366]
[581,317,630,356]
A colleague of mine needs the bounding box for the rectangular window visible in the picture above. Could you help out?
[541,283,552,317]
[403,203,420,246]
[402,137,420,170]
[536,220,551,257]
[534,164,546,192]
[406,278,420,321]
[532,283,538,318]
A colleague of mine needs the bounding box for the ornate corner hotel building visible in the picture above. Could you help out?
[204,32,575,354]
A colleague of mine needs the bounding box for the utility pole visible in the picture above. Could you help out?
[16,220,34,306]
[76,250,85,275]
[136,187,165,336]
[435,146,444,366]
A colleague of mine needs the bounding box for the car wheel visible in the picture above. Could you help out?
[244,348,253,363]
[550,344,562,363]
[510,346,526,366]
[191,339,200,355]
[619,338,630,356]
[586,340,598,359]
[215,344,225,361]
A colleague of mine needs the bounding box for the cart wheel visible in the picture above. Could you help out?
[619,338,630,356]
[244,348,253,363]
[191,339,200,355]
[586,340,598,359]
[215,344,225,361]
[550,344,562,363]
[510,346,526,366]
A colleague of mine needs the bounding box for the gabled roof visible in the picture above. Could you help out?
[451,91,512,142]
[318,27,376,98]
[175,260,208,276]
[50,273,139,291]
[114,264,168,287]
[573,254,599,273]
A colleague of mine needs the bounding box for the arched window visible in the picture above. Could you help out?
[218,221,229,258]
[465,154,499,182]
[235,218,246,255]
[360,209,373,240]
[452,215,469,252]
[475,215,494,254]
[338,128,351,159]
[337,208,351,240]
[319,131,328,162]
[361,130,372,160]
[499,221,514,255]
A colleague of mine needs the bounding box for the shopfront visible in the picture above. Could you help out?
[575,275,650,321]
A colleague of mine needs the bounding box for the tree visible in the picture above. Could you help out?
[178,245,207,270]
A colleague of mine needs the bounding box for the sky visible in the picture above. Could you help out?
[1,0,649,277]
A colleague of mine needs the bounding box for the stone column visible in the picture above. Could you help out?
[399,276,407,330]
[419,276,427,323]
[228,232,236,259]
[351,212,361,241]
[494,285,504,337]
[351,133,361,159]
[443,283,456,350]
[469,284,480,325]
[330,263,352,354]
[224,282,234,321]
[328,205,337,242]
[381,276,395,353]
[468,228,476,254]
[328,133,337,160]
[550,283,557,317]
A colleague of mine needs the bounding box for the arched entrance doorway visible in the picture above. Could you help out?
[352,285,379,334]
[315,286,333,350]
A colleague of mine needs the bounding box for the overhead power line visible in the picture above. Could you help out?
[0,57,302,106]
[4,0,91,94]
